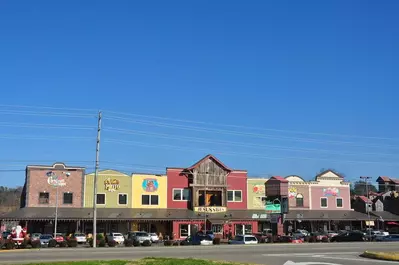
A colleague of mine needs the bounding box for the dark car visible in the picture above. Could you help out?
[330,231,365,242]
[376,234,399,242]
[180,235,213,246]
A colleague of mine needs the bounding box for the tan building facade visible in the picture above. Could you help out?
[247,178,268,210]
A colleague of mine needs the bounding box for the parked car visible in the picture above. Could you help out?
[107,233,125,244]
[253,232,271,243]
[181,235,213,246]
[376,234,399,242]
[229,235,258,245]
[127,231,152,245]
[149,233,159,243]
[330,231,365,242]
[73,233,87,244]
[30,233,41,241]
[292,229,310,238]
[2,231,11,239]
[54,233,65,243]
[309,232,328,242]
[39,234,53,246]
[326,231,339,238]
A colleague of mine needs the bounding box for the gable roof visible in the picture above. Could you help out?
[86,169,130,177]
[358,196,372,203]
[186,154,232,171]
[376,176,399,184]
[315,169,343,180]
[267,176,289,183]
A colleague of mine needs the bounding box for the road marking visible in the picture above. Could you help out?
[263,252,359,257]
[283,261,342,265]
[315,255,399,264]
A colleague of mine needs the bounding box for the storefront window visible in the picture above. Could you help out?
[235,224,243,235]
[180,224,189,237]
[244,225,252,235]
[211,224,223,234]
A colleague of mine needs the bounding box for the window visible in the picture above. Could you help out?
[118,194,128,205]
[96,193,106,205]
[63,192,73,204]
[142,194,159,205]
[180,224,189,237]
[227,190,242,202]
[320,197,328,208]
[211,224,223,234]
[39,192,49,204]
[336,197,343,208]
[173,188,190,201]
[296,194,304,207]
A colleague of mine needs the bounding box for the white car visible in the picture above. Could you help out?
[107,233,125,244]
[149,233,159,243]
[73,233,87,243]
[229,235,258,245]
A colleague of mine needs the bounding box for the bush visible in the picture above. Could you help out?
[173,241,179,246]
[164,240,173,246]
[96,234,104,240]
[213,238,221,245]
[142,240,151,247]
[124,239,133,247]
[67,239,78,248]
[5,240,14,250]
[133,240,141,247]
[59,241,68,248]
[0,239,5,249]
[108,240,117,247]
[48,239,57,248]
[98,239,106,247]
[31,240,41,249]
[18,239,29,249]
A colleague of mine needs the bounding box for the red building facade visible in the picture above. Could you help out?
[166,155,257,239]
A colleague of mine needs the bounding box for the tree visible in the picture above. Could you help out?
[350,181,377,196]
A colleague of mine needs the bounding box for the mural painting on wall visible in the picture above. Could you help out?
[252,184,265,194]
[323,187,340,197]
[46,171,66,187]
[142,179,158,192]
[104,178,120,192]
[288,187,297,198]
[253,197,267,208]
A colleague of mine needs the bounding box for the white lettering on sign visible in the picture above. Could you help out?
[194,207,227,213]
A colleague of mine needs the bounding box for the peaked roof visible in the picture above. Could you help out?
[315,169,344,180]
[186,154,232,171]
[267,176,289,183]
[376,176,399,184]
[86,169,130,177]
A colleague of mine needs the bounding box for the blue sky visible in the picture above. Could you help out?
[0,0,398,187]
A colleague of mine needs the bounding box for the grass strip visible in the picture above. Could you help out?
[361,251,399,261]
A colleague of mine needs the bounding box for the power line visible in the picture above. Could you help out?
[103,127,399,157]
[104,110,399,141]
[0,122,96,130]
[103,138,399,167]
[0,135,93,141]
[0,104,98,113]
[0,110,95,119]
[103,115,399,149]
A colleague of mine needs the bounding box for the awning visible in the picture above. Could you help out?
[285,210,370,221]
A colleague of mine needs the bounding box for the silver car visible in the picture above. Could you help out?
[39,234,53,246]
[127,231,152,245]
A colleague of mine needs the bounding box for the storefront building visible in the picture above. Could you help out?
[130,173,168,234]
[167,154,257,239]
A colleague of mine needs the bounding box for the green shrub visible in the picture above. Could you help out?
[98,239,106,247]
[67,239,78,247]
[124,239,133,247]
[96,233,104,240]
[0,239,5,249]
[31,240,41,248]
[48,239,57,248]
[213,238,221,245]
[108,240,117,247]
[59,241,68,248]
[142,240,151,247]
[5,241,14,250]
[164,240,173,246]
[133,240,141,247]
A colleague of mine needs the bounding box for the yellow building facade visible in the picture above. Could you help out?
[84,170,132,208]
[131,173,167,208]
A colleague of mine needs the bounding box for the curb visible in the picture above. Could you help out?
[360,251,399,262]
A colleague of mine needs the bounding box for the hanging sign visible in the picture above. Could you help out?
[194,207,227,213]
[104,178,120,192]
[265,199,281,213]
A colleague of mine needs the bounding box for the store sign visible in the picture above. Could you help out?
[104,178,120,192]
[265,199,281,213]
[46,171,66,187]
[194,207,227,213]
[323,187,340,197]
[252,213,268,219]
[288,187,297,198]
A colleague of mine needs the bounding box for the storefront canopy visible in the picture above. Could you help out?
[285,210,371,221]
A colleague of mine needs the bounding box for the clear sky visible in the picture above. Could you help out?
[0,0,398,187]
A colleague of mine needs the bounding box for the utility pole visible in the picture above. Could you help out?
[92,111,102,248]
[54,185,59,238]
[360,176,372,241]
[204,172,207,234]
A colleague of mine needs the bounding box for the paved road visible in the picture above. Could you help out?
[0,242,398,265]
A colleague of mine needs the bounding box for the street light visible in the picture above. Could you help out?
[360,176,372,241]
[47,171,68,238]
